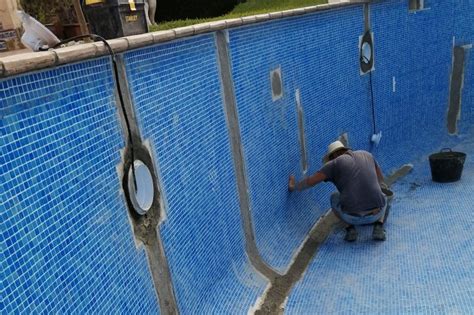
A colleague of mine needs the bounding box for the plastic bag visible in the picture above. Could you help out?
[17,11,60,51]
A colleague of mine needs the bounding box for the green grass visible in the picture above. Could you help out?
[150,0,328,31]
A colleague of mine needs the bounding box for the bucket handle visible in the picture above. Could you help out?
[440,148,452,153]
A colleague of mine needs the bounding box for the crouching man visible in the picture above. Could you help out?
[289,141,392,242]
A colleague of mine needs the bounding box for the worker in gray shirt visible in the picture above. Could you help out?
[289,140,391,242]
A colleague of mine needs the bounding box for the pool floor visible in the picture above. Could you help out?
[284,133,474,314]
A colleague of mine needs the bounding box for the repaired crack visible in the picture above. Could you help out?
[385,164,413,187]
[254,211,341,314]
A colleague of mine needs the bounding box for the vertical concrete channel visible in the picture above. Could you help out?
[295,89,309,175]
[113,55,179,314]
[447,45,468,134]
[215,31,280,281]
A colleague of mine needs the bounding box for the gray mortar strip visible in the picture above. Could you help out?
[114,56,178,314]
[296,89,309,174]
[253,163,413,314]
[253,211,341,314]
[364,3,371,31]
[145,230,179,314]
[215,30,279,280]
[0,1,367,78]
[385,164,413,187]
[127,193,178,315]
[447,46,466,134]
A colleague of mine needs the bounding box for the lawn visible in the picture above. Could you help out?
[150,0,328,31]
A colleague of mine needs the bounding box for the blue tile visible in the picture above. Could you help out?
[285,130,474,314]
[124,34,267,313]
[227,0,473,272]
[1,0,472,313]
[228,6,369,272]
[1,59,159,313]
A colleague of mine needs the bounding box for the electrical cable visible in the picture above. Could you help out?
[368,68,377,135]
[362,54,377,136]
[53,34,138,191]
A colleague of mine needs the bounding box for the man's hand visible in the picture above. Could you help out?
[289,172,326,192]
[288,175,296,192]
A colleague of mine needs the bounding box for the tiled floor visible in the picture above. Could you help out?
[285,134,474,314]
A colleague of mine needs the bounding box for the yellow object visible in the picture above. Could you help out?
[125,15,138,22]
[85,0,105,5]
[129,0,137,11]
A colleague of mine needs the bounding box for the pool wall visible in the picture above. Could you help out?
[1,60,159,313]
[1,0,472,313]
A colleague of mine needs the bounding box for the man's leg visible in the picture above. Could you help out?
[331,192,357,242]
[372,196,389,241]
[372,222,386,241]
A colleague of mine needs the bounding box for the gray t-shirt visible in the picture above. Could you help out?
[320,150,385,214]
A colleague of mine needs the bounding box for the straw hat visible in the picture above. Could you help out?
[322,140,350,163]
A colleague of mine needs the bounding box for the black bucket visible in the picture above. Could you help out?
[429,148,466,183]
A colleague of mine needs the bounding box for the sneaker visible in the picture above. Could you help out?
[344,225,357,242]
[372,223,386,241]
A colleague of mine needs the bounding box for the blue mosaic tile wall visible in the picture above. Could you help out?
[2,0,472,313]
[370,0,473,166]
[466,51,474,128]
[227,0,473,272]
[124,35,267,313]
[0,60,159,313]
[454,0,474,44]
[228,6,376,272]
[453,0,474,131]
[285,127,474,315]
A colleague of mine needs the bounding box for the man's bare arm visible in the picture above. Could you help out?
[375,163,385,184]
[288,172,327,192]
[375,163,389,191]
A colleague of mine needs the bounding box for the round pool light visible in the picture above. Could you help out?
[360,31,374,74]
[128,160,154,214]
[361,41,372,64]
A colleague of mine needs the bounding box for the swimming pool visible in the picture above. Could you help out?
[1,0,472,313]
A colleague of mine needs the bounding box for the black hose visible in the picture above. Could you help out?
[54,34,138,191]
[368,69,377,135]
[362,54,377,136]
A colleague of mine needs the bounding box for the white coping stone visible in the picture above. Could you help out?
[0,2,360,77]
[93,41,109,57]
[1,51,56,76]
[54,43,98,65]
[241,15,257,24]
[304,5,322,13]
[193,23,211,34]
[208,20,227,31]
[107,38,130,53]
[255,13,271,22]
[126,33,154,49]
[316,4,333,10]
[280,9,296,18]
[174,26,195,38]
[152,30,176,43]
[291,8,307,16]
[269,12,284,19]
[92,41,128,56]
[224,18,244,28]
